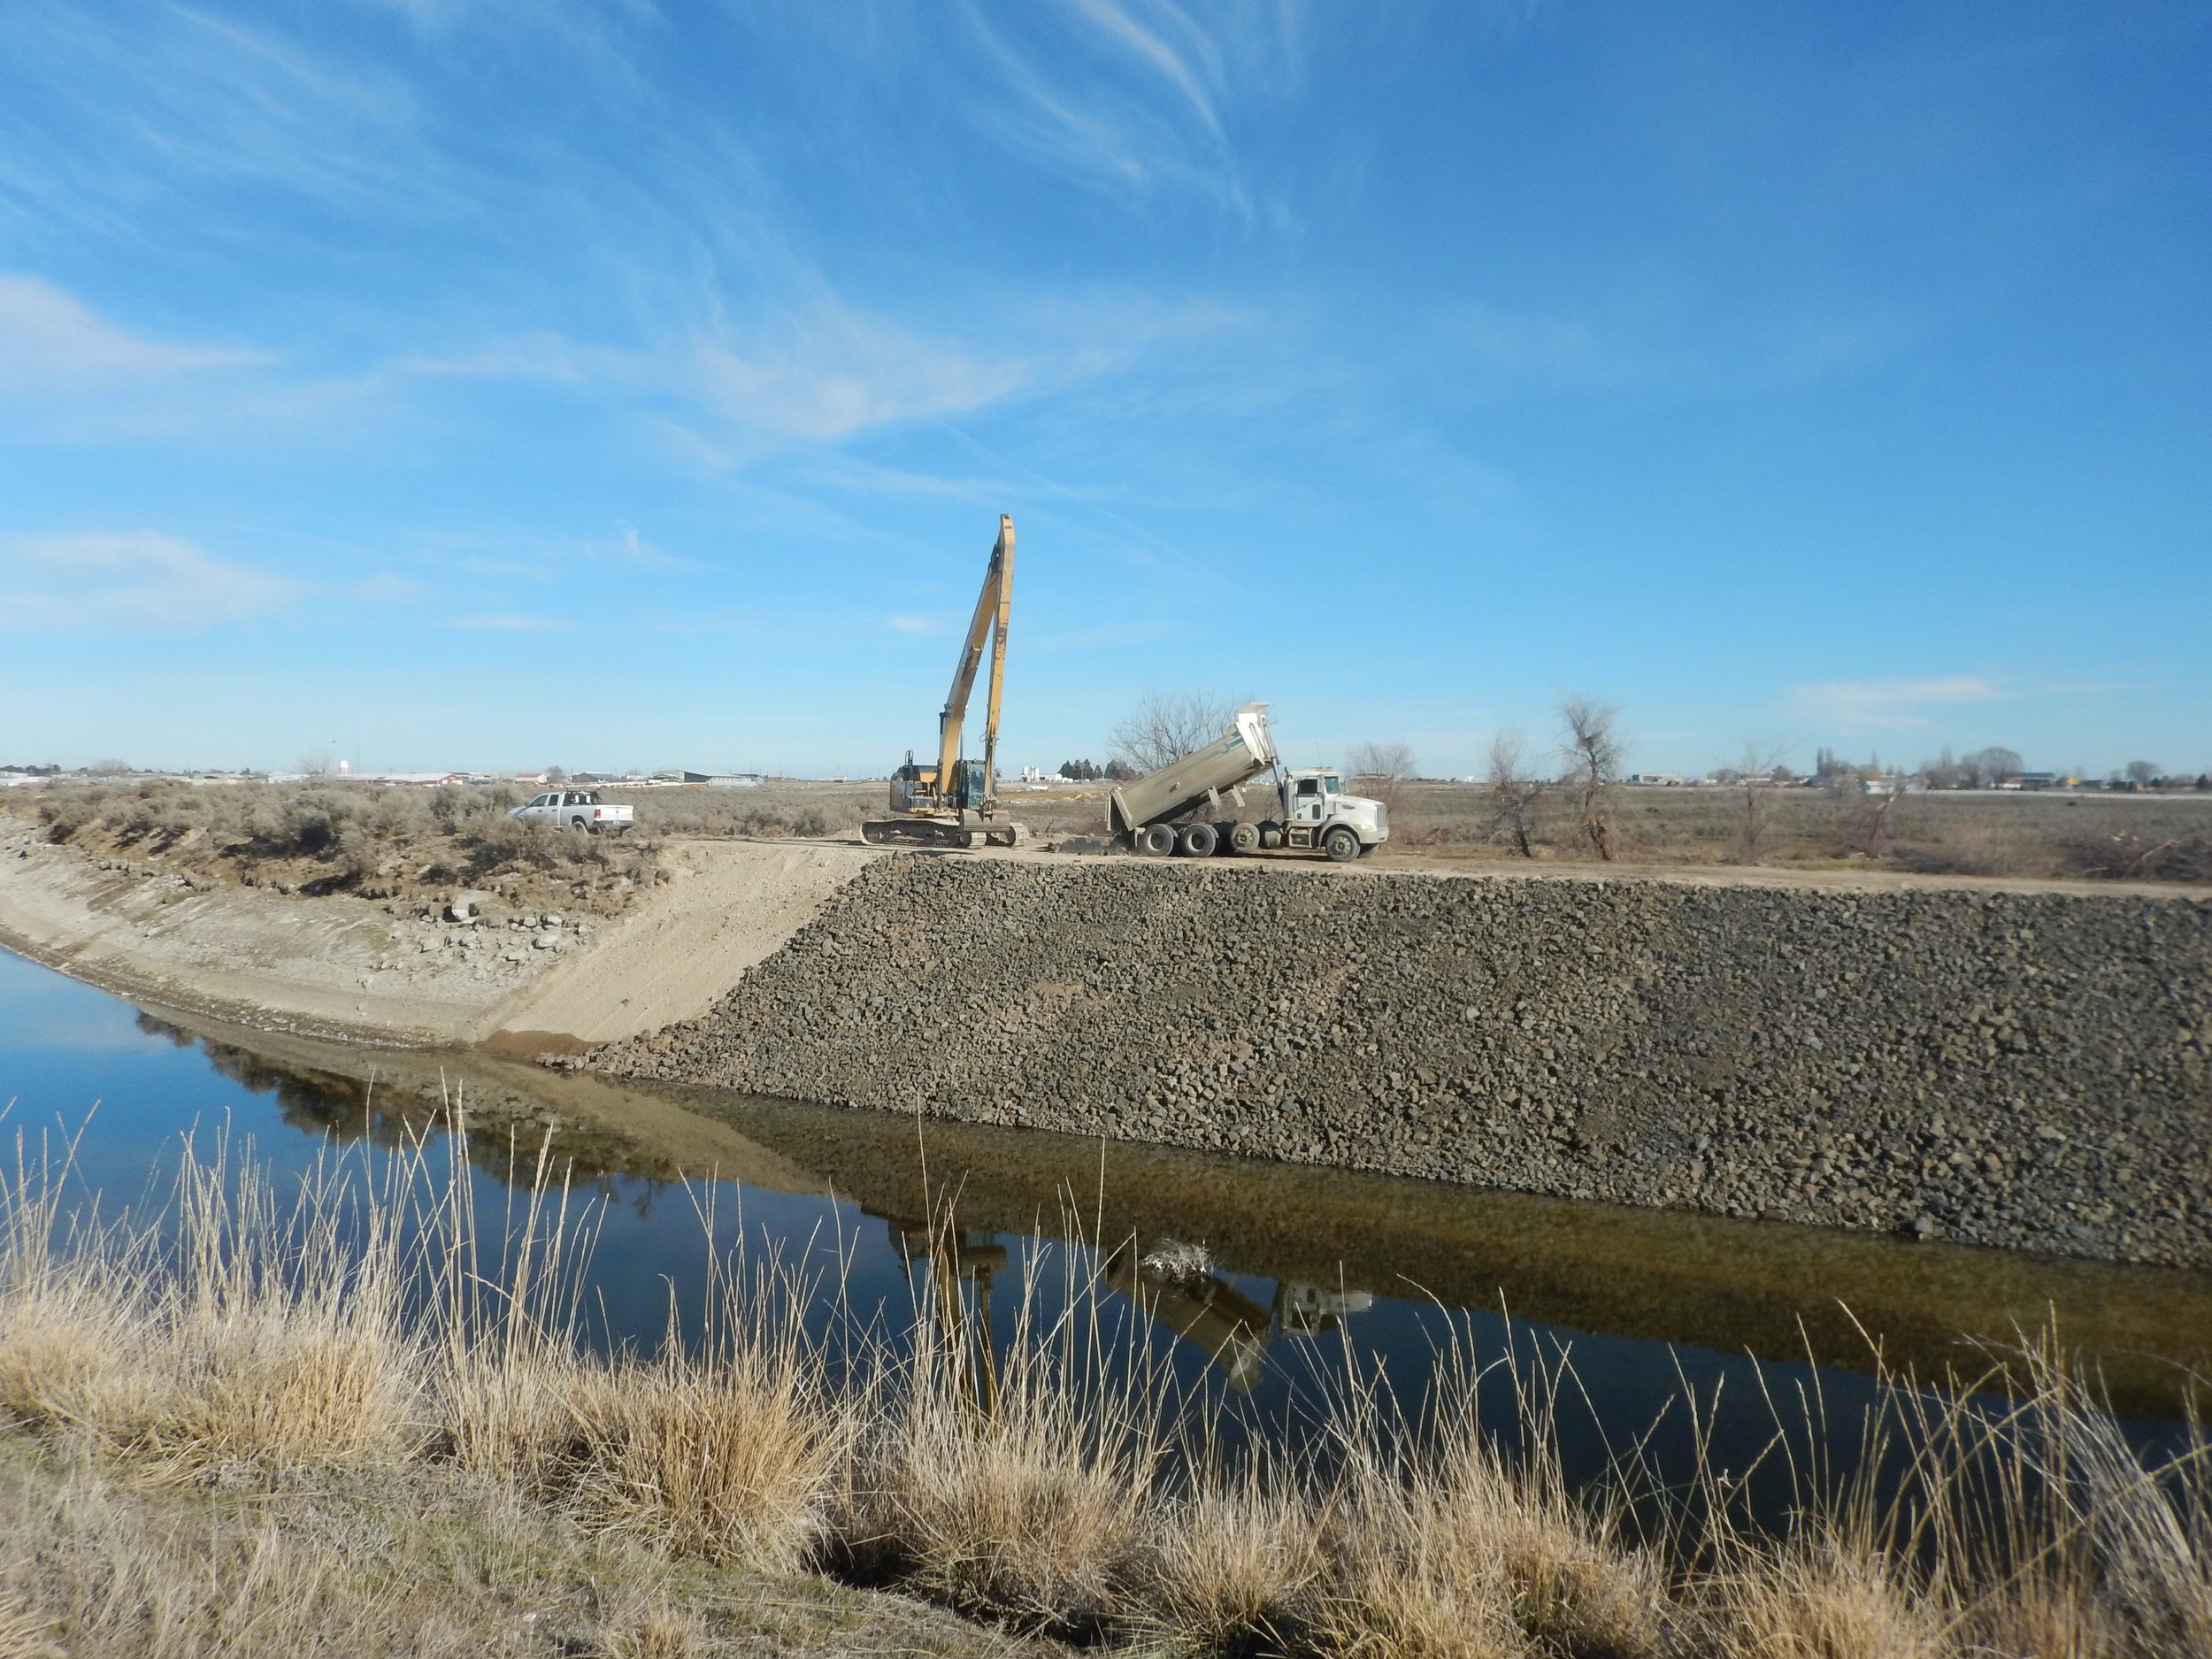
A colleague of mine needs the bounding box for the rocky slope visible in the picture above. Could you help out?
[593,856,2212,1267]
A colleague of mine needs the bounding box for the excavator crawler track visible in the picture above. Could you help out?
[860,818,1026,849]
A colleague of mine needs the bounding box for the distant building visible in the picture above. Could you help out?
[1624,772,1685,787]
[683,771,763,787]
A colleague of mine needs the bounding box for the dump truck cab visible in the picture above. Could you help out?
[1278,767,1387,860]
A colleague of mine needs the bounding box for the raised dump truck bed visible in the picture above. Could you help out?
[1106,703,1278,839]
[1103,703,1389,862]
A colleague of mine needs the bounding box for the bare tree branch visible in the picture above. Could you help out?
[1558,695,1622,862]
[1484,733,1543,856]
[1960,746,2023,788]
[1728,739,1791,864]
[1347,741,1416,811]
[1110,691,1236,775]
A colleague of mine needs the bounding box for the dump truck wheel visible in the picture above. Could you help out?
[1227,821,1261,855]
[1178,821,1218,857]
[1139,823,1178,856]
[1323,826,1361,863]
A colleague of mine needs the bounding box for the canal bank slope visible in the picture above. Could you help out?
[595,856,2212,1268]
[0,819,875,1048]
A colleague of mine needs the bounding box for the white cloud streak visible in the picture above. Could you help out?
[0,274,266,390]
[688,309,1030,442]
[1786,674,2002,731]
[949,0,1299,213]
[1,532,295,632]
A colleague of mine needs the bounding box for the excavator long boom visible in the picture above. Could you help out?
[862,514,1024,849]
[935,514,1014,804]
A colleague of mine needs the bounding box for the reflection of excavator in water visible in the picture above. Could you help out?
[880,1210,1009,1415]
[861,515,1028,849]
[878,1209,1374,1406]
[1102,1240,1374,1392]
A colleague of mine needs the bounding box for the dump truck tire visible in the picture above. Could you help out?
[1178,822,1218,857]
[1323,826,1361,863]
[1227,821,1261,855]
[1139,823,1178,856]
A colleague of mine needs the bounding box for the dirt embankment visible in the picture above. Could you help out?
[595,856,2212,1268]
[0,820,876,1049]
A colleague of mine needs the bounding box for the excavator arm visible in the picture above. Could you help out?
[862,514,1025,848]
[934,514,1015,809]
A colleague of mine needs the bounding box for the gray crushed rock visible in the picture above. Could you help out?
[588,859,2212,1267]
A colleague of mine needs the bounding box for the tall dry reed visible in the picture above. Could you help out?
[0,1121,425,1477]
[3,1111,2207,1657]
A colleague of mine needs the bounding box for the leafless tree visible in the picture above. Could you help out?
[1558,695,1623,861]
[1728,741,1791,865]
[1839,785,1903,857]
[1110,691,1235,775]
[1484,733,1543,856]
[1347,741,1416,811]
[1917,747,1964,790]
[1960,746,2023,788]
[2125,759,2161,787]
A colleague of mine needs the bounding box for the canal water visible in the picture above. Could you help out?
[4,943,2207,1521]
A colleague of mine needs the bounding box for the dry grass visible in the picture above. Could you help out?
[849,1218,1171,1636]
[0,1130,426,1478]
[0,1437,1039,1659]
[1141,1461,1323,1655]
[1309,1356,1667,1659]
[3,1119,2208,1657]
[1386,781,2212,883]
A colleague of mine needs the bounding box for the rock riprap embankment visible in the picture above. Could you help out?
[590,859,2212,1267]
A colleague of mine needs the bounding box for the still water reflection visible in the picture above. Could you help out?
[4,944,2207,1517]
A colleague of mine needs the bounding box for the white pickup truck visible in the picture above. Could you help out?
[508,789,634,834]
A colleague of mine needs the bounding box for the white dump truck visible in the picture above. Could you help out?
[1105,703,1389,863]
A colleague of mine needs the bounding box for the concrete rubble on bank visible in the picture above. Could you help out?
[591,856,2212,1268]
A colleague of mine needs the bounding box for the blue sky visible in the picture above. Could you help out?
[2,1,2207,780]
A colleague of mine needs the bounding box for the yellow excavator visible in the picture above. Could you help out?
[862,514,1027,849]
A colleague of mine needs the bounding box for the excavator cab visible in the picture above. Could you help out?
[948,757,987,811]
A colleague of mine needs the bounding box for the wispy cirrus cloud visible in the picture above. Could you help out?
[0,274,267,390]
[689,310,1030,443]
[1786,674,2003,732]
[0,2,459,242]
[0,531,295,632]
[0,272,383,441]
[389,333,590,382]
[951,0,1301,213]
